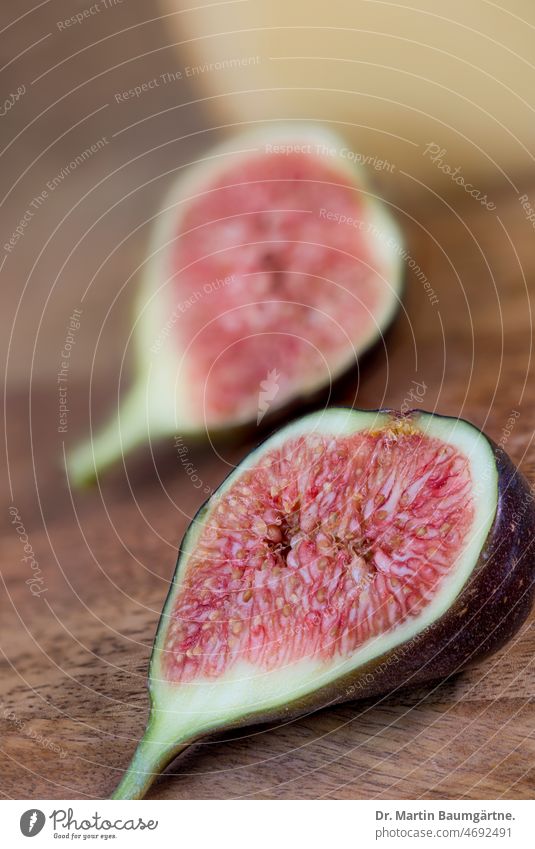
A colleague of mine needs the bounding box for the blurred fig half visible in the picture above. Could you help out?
[67,125,403,485]
[111,408,535,799]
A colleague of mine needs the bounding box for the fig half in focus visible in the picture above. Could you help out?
[112,408,535,799]
[67,125,403,485]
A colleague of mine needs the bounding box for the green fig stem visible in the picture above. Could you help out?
[66,383,150,487]
[111,719,191,800]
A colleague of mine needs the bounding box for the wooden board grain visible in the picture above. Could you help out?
[2,179,535,799]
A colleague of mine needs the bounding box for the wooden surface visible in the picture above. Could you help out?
[2,0,535,801]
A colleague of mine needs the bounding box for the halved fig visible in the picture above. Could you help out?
[67,125,403,485]
[112,408,535,799]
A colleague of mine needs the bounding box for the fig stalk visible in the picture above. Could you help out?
[112,717,190,800]
[67,384,162,487]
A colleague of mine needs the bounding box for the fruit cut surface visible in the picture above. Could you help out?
[66,128,403,487]
[113,409,533,800]
[167,146,399,427]
[164,420,475,682]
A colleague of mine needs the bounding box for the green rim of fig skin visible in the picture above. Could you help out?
[111,407,535,799]
[65,123,404,487]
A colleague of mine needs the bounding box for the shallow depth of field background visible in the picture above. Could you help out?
[2,0,535,799]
